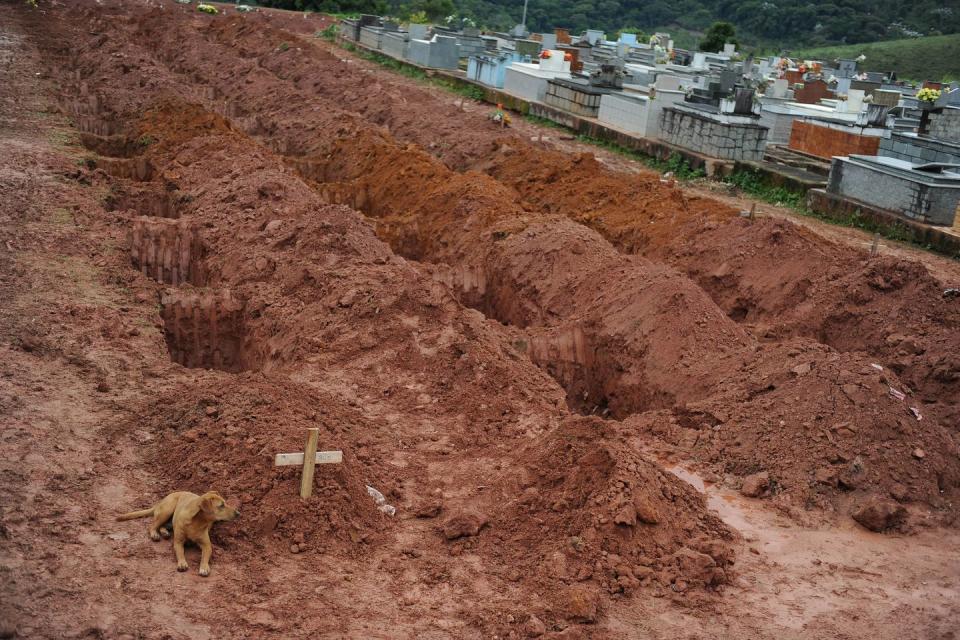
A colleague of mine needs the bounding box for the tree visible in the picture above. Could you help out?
[410,0,454,22]
[699,21,739,53]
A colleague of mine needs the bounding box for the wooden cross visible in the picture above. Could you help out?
[273,428,343,498]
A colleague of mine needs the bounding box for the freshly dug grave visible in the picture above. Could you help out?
[133,375,390,557]
[64,2,959,426]
[302,131,759,416]
[303,129,960,521]
[53,1,960,522]
[485,416,737,607]
[668,222,960,423]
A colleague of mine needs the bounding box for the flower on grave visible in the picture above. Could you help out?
[564,52,573,62]
[540,50,552,59]
[917,88,941,103]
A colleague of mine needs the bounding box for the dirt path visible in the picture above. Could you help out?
[618,463,960,639]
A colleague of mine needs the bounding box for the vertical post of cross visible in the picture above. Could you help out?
[300,428,320,499]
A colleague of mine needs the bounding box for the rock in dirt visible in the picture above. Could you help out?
[613,504,637,526]
[441,510,487,540]
[633,494,660,524]
[814,466,838,486]
[415,500,442,518]
[525,614,546,637]
[852,495,907,532]
[740,472,770,498]
[562,585,599,622]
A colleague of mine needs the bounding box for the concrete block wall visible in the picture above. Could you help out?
[359,26,383,50]
[788,120,880,160]
[879,132,960,165]
[928,108,960,143]
[504,68,551,102]
[543,82,603,118]
[827,157,960,226]
[381,32,408,60]
[659,108,768,161]
[598,93,649,135]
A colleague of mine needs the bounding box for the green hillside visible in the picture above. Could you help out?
[259,0,960,50]
[788,34,960,82]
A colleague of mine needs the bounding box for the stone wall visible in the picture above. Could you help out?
[879,132,960,165]
[598,93,649,135]
[789,120,881,159]
[827,156,960,226]
[659,107,768,161]
[543,80,605,118]
[928,107,960,144]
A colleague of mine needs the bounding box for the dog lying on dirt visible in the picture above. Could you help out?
[117,491,239,576]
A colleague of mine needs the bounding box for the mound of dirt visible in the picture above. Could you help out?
[635,338,960,524]
[484,417,737,607]
[478,142,738,252]
[135,376,390,556]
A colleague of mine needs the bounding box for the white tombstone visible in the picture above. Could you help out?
[539,50,571,73]
[768,78,788,99]
[723,42,736,56]
[692,52,707,70]
[654,74,682,91]
[846,88,865,112]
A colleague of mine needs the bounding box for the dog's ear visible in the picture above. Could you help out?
[200,493,217,516]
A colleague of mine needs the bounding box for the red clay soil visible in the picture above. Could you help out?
[3,2,960,638]
[480,144,960,425]
[72,91,738,634]
[48,0,960,519]
[99,3,959,429]
[147,4,960,430]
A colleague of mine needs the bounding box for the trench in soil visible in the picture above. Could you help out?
[77,122,251,372]
[288,158,635,416]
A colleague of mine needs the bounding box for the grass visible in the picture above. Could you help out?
[789,34,960,82]
[524,114,705,180]
[723,168,926,248]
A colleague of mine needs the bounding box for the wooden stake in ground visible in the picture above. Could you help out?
[870,233,880,257]
[273,428,343,499]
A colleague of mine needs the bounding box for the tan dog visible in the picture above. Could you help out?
[117,491,239,576]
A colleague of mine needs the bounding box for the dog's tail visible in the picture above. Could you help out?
[116,508,154,521]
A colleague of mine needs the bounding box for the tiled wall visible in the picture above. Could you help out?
[788,120,880,159]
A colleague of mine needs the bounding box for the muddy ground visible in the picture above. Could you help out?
[0,1,958,638]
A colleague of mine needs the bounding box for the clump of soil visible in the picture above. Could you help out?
[485,417,737,607]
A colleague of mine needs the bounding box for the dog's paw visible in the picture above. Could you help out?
[198,567,210,577]
[177,562,189,572]
[160,528,171,539]
[150,531,161,542]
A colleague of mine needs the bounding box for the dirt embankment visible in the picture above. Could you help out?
[6,3,960,638]
[129,7,959,430]
[118,6,960,427]
[480,145,960,425]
